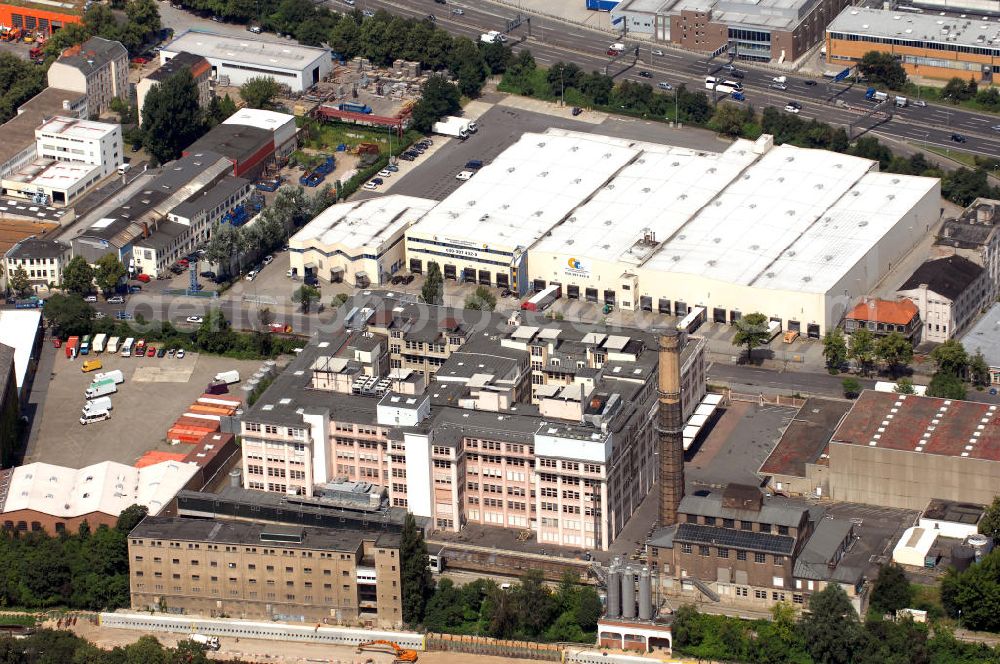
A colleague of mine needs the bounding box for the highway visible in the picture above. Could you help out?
[359,0,1000,158]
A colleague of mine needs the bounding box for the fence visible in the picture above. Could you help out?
[426,632,562,661]
[727,390,806,408]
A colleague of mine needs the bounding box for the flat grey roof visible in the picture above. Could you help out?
[170,175,249,219]
[961,302,1000,369]
[828,7,1000,51]
[5,238,68,260]
[0,88,86,166]
[162,30,329,71]
[131,515,374,552]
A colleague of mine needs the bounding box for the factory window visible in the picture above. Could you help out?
[737,551,747,561]
[585,288,598,302]
[793,594,804,604]
[754,553,766,564]
[736,586,748,597]
[533,279,547,292]
[478,270,491,285]
[699,546,710,557]
[443,264,457,280]
[774,555,785,566]
[603,290,616,305]
[675,301,688,316]
[723,518,734,528]
[658,298,671,314]
[778,525,789,535]
[680,543,692,554]
[639,296,652,311]
[717,548,729,559]
[754,590,767,599]
[740,520,752,530]
[713,307,726,323]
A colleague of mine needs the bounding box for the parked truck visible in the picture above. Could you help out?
[79,408,111,425]
[82,397,113,414]
[338,101,372,114]
[79,335,91,356]
[214,370,241,385]
[189,634,220,651]
[65,336,79,359]
[93,369,124,385]
[521,284,562,312]
[432,116,471,139]
[766,319,781,342]
[93,333,107,353]
[85,378,118,399]
[107,336,121,354]
[865,87,889,102]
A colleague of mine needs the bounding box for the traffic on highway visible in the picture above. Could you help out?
[362,0,1000,157]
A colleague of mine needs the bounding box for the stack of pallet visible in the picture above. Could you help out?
[166,394,242,445]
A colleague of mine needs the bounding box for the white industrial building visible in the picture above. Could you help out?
[160,31,332,92]
[404,130,940,336]
[223,108,298,159]
[290,195,435,286]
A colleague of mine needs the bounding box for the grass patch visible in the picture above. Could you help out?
[911,582,947,622]
[921,144,1000,177]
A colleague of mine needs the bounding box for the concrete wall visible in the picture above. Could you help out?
[828,441,1000,509]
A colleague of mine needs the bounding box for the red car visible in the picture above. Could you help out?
[136,273,151,283]
[131,56,149,65]
[146,347,156,357]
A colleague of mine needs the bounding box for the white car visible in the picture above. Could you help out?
[245,270,258,281]
[177,349,185,359]
[377,169,392,178]
[657,82,672,91]
[262,254,274,265]
[651,48,664,56]
[83,295,97,302]
[456,170,474,181]
[784,103,801,114]
[452,8,463,14]
[186,316,203,324]
[363,182,378,191]
[107,295,124,304]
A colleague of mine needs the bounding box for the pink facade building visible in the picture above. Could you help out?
[240,296,706,550]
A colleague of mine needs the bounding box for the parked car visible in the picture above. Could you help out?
[248,25,262,33]
[168,348,176,358]
[377,169,392,178]
[83,295,97,302]
[363,182,378,191]
[371,177,384,185]
[176,349,185,359]
[146,347,156,357]
[403,274,415,285]
[136,273,151,283]
[262,254,274,265]
[386,163,399,172]
[200,270,216,279]
[186,316,204,324]
[107,295,124,304]
[391,275,404,285]
[500,288,513,298]
[157,348,167,357]
[399,153,415,161]
[245,270,258,281]
[571,107,582,116]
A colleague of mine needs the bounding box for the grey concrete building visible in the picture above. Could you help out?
[897,255,989,344]
[47,37,128,116]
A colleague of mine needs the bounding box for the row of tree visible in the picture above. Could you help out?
[822,328,914,377]
[0,629,248,664]
[677,579,1000,664]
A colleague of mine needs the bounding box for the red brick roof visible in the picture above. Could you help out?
[831,391,1000,461]
[845,298,919,326]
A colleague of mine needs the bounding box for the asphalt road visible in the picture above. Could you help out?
[361,0,1000,158]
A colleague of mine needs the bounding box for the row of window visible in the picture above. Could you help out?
[680,543,785,566]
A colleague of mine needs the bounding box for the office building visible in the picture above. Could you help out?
[47,37,128,116]
[289,195,435,286]
[827,7,1000,83]
[128,516,404,627]
[223,108,298,160]
[897,255,989,344]
[3,237,71,293]
[161,31,332,92]
[612,0,850,61]
[238,293,708,550]
[136,52,212,127]
[0,87,87,180]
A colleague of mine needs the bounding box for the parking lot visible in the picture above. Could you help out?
[25,344,263,468]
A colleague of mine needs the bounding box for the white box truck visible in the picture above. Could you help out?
[432,116,470,139]
[82,396,113,414]
[480,30,500,43]
[93,369,124,385]
[214,370,241,385]
[107,336,120,354]
[85,379,118,399]
[80,407,111,425]
[766,319,781,342]
[93,333,107,353]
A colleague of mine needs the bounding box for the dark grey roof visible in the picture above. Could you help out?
[923,498,984,525]
[899,256,984,301]
[131,515,376,552]
[0,344,15,405]
[170,176,249,220]
[678,491,808,528]
[793,518,861,584]
[146,51,209,82]
[5,238,69,260]
[58,37,126,75]
[134,220,188,250]
[186,124,272,165]
[675,523,796,555]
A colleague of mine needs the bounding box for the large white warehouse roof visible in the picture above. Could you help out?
[292,195,435,249]
[408,132,638,250]
[162,30,328,69]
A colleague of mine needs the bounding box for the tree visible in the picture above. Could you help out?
[941,548,1000,631]
[969,351,991,388]
[798,584,864,664]
[448,37,488,97]
[930,339,969,378]
[732,312,770,363]
[240,76,281,110]
[93,253,126,294]
[927,371,966,400]
[332,293,349,308]
[205,93,237,126]
[480,41,512,74]
[858,51,907,90]
[204,223,239,277]
[411,75,462,132]
[141,70,205,164]
[513,569,556,637]
[464,286,496,311]
[894,377,915,395]
[257,308,275,331]
[421,261,443,305]
[979,496,1000,544]
[822,328,848,373]
[61,256,95,294]
[942,76,978,103]
[849,328,877,376]
[400,513,434,625]
[876,332,913,377]
[116,505,148,534]
[8,265,30,297]
[291,284,320,313]
[842,377,862,399]
[43,294,94,337]
[711,102,752,137]
[870,563,912,616]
